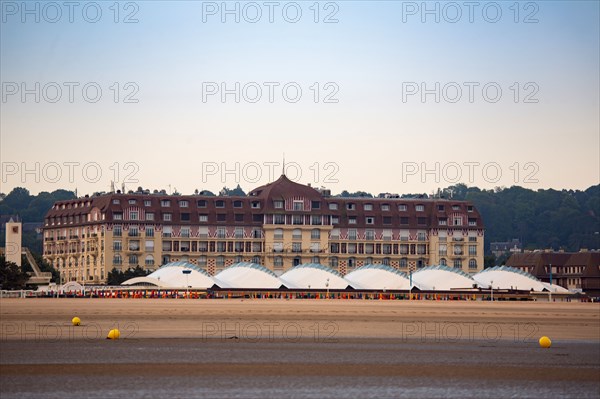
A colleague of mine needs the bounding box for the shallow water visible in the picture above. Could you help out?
[1,338,599,399]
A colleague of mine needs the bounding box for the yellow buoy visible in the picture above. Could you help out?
[107,329,121,340]
[539,336,551,348]
[71,317,81,326]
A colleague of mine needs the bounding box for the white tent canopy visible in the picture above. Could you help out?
[412,265,478,291]
[213,262,282,289]
[473,266,546,292]
[345,264,411,290]
[279,264,350,289]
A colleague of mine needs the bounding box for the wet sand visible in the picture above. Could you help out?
[1,299,599,398]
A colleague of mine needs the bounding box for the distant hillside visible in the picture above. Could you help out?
[1,185,598,255]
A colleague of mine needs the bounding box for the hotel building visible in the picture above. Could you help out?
[42,175,485,284]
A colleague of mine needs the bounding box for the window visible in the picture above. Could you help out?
[128,255,138,265]
[452,205,461,211]
[381,204,390,211]
[468,218,477,226]
[145,255,154,266]
[469,259,477,269]
[181,213,190,221]
[348,229,357,240]
[311,201,321,209]
[216,256,225,267]
[366,217,374,224]
[251,201,260,209]
[235,213,244,222]
[179,200,189,208]
[453,216,463,226]
[416,204,424,212]
[163,213,172,221]
[311,229,320,240]
[330,228,340,239]
[293,215,304,225]
[216,200,225,208]
[467,205,474,212]
[273,242,283,253]
[329,203,338,210]
[399,258,407,268]
[331,216,339,224]
[128,199,136,205]
[274,256,283,267]
[181,227,190,238]
[417,217,427,225]
[217,213,226,222]
[129,226,139,237]
[128,240,140,251]
[330,243,339,253]
[114,213,123,220]
[365,230,375,240]
[440,258,447,266]
[199,214,208,222]
[113,199,120,204]
[113,254,122,265]
[469,245,477,255]
[437,205,445,211]
[163,226,172,237]
[235,227,244,238]
[217,242,226,252]
[383,229,392,240]
[217,227,226,238]
[439,244,447,256]
[454,245,463,255]
[233,200,243,208]
[310,242,320,253]
[438,218,447,226]
[329,257,338,268]
[113,225,122,237]
[348,216,357,225]
[198,256,207,267]
[274,214,285,224]
[161,200,170,207]
[292,229,302,239]
[454,259,462,268]
[348,257,356,268]
[398,204,407,211]
[292,242,302,253]
[382,257,390,266]
[113,241,122,251]
[417,244,426,255]
[145,240,154,251]
[383,216,392,225]
[130,211,139,220]
[198,200,207,208]
[274,200,284,209]
[400,217,409,225]
[146,227,154,237]
[311,256,320,264]
[144,200,151,207]
[417,232,426,241]
[364,204,373,211]
[293,201,304,211]
[347,203,356,210]
[383,244,392,254]
[311,215,321,225]
[274,228,284,240]
[145,212,154,221]
[198,242,208,252]
[469,236,477,242]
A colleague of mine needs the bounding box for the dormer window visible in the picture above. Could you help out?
[274,200,284,209]
[293,201,304,211]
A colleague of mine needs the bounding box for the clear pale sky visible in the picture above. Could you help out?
[1,1,598,196]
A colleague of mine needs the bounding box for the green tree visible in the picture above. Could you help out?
[0,256,29,290]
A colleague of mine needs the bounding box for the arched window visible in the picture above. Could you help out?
[252,256,261,264]
[399,258,407,268]
[274,256,283,267]
[329,256,338,268]
[365,257,373,265]
[440,258,447,266]
[348,257,356,269]
[293,257,301,266]
[383,257,390,266]
[274,228,283,239]
[469,259,477,269]
[234,255,242,263]
[292,229,302,239]
[311,256,320,264]
[145,255,154,266]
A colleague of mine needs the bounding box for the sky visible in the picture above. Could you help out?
[1,0,599,196]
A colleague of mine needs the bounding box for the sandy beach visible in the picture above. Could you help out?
[1,299,599,398]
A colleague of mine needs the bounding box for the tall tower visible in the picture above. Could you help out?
[5,218,22,266]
